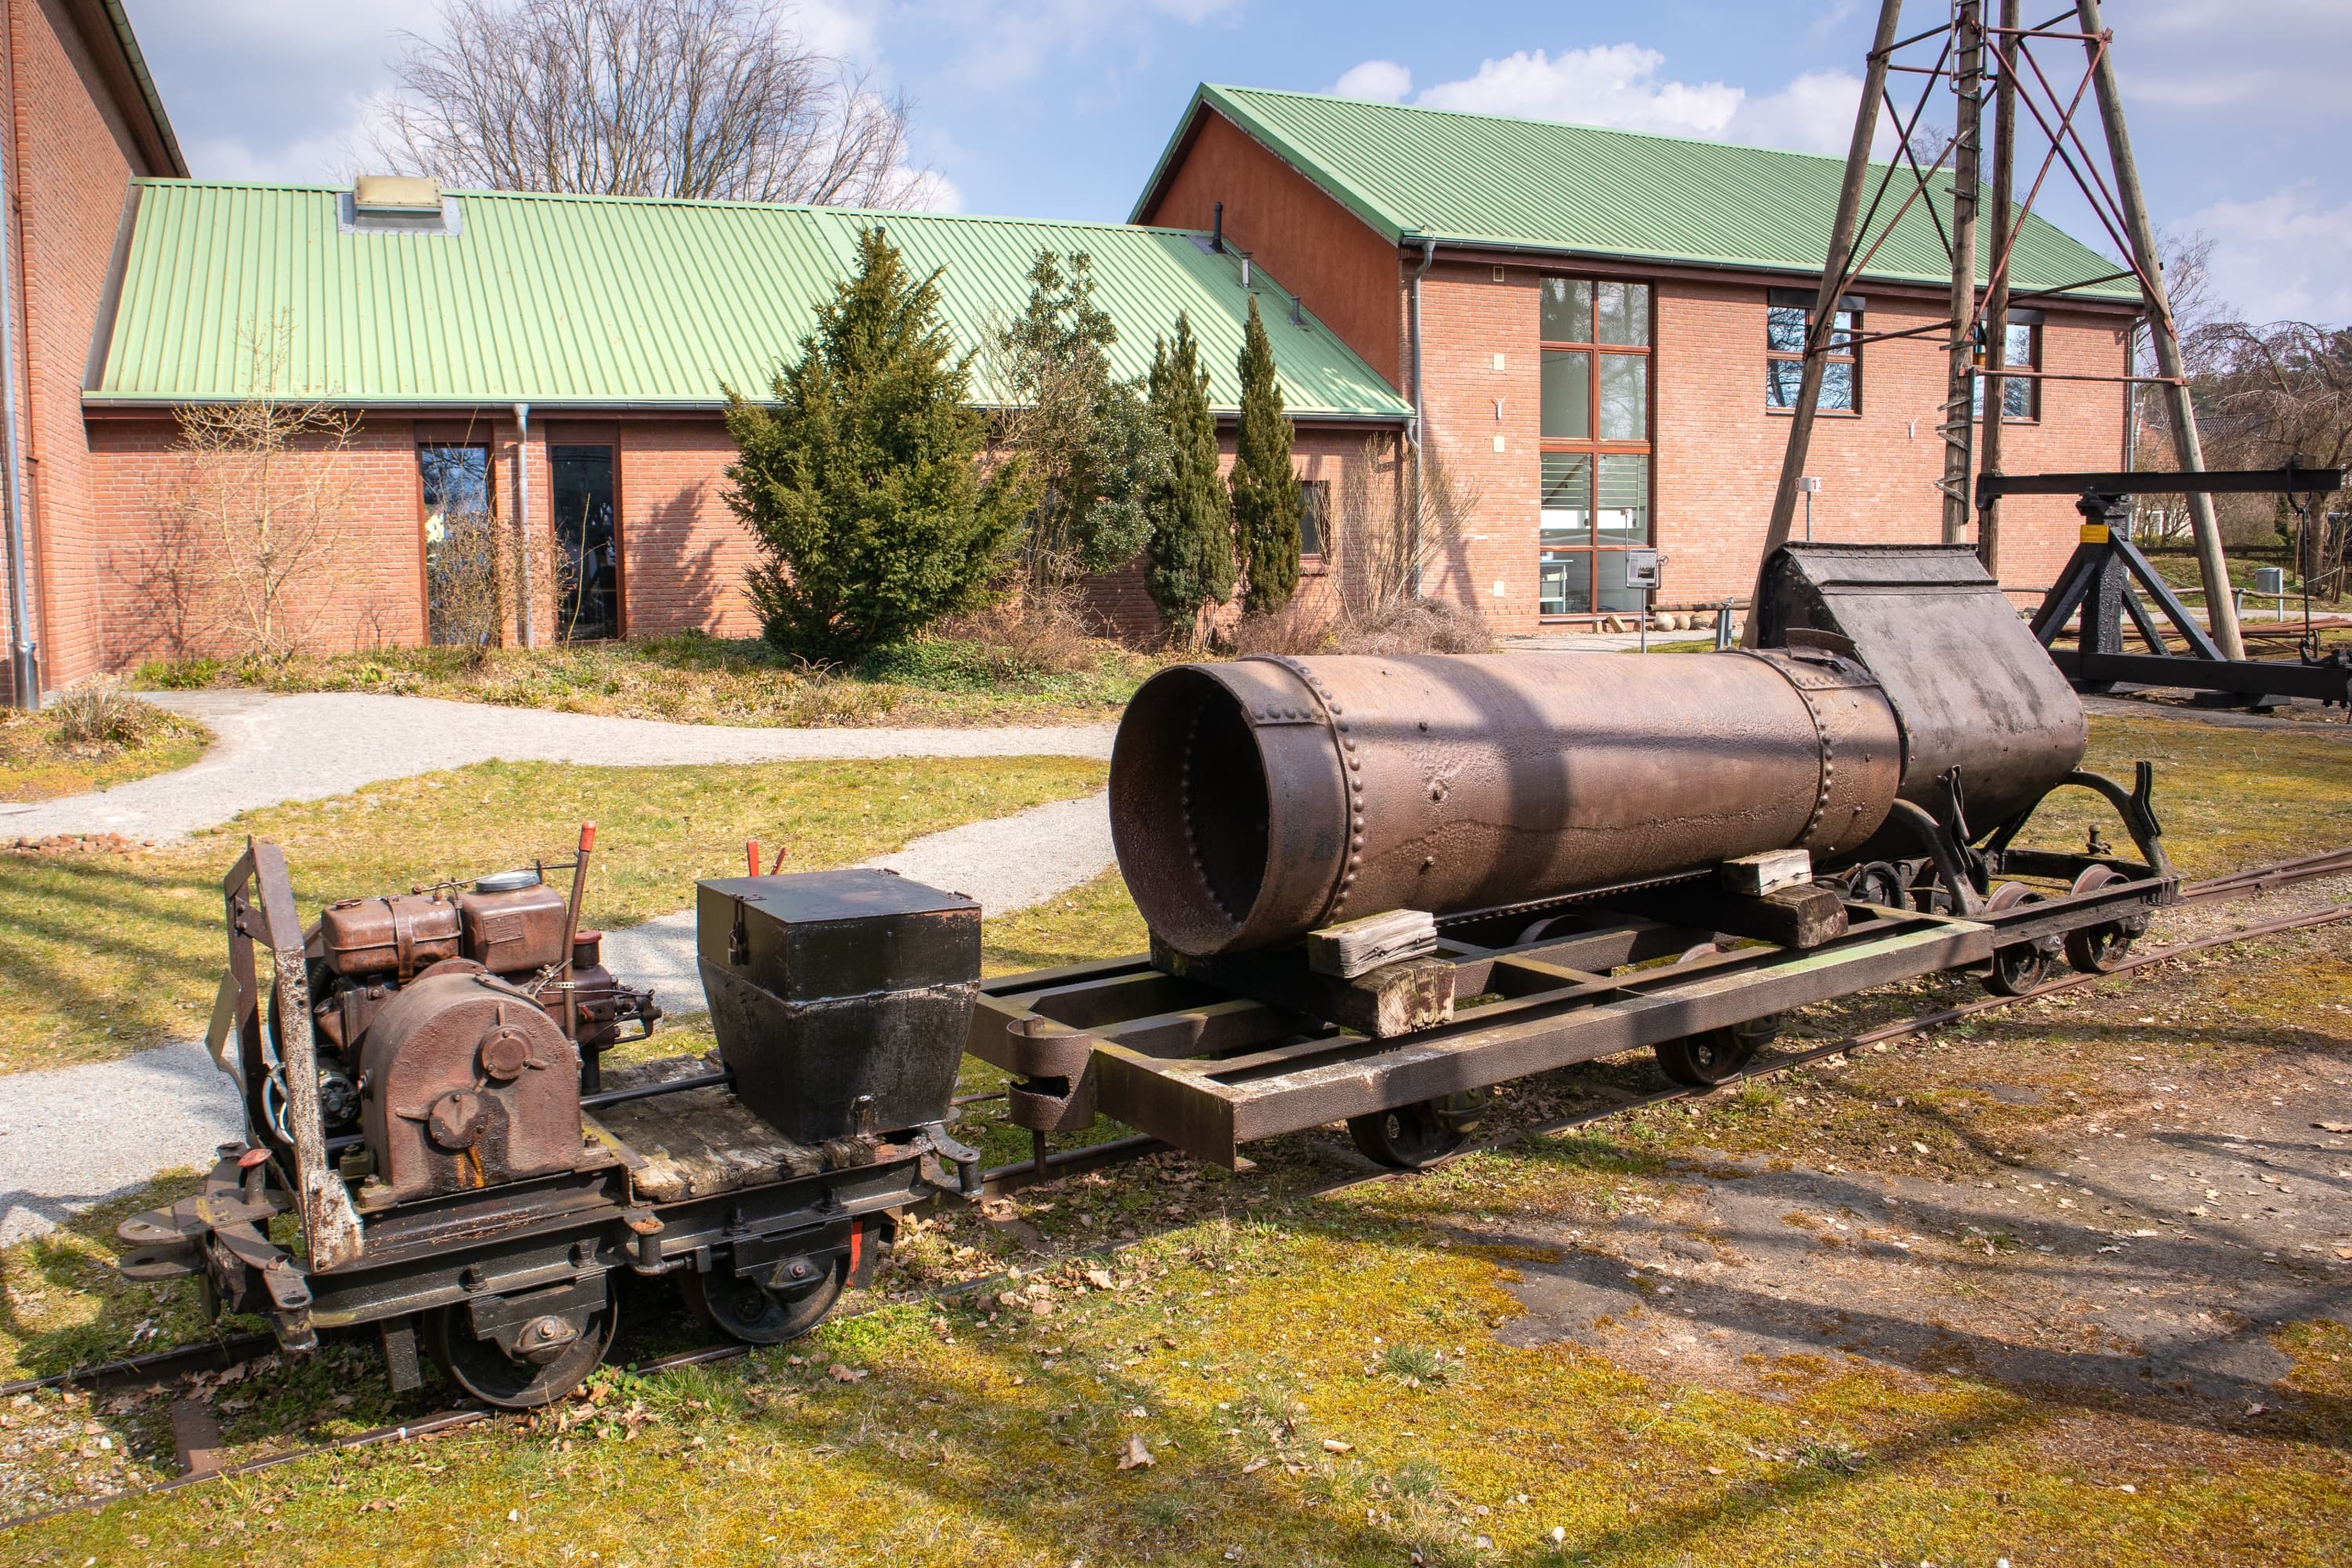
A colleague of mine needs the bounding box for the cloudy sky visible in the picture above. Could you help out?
[118,0,2350,325]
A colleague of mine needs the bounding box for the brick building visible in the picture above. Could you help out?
[0,0,185,698]
[9,56,2150,688]
[79,185,1408,665]
[1131,85,2142,626]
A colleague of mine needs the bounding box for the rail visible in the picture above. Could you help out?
[6,844,2350,1529]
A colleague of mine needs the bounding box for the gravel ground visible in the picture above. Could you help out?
[0,689,1115,843]
[0,789,1116,1247]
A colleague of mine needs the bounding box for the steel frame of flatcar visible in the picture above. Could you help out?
[967,844,2176,1172]
[146,1136,936,1385]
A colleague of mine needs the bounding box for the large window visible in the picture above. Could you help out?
[1973,310,2041,422]
[420,444,495,646]
[552,445,619,640]
[1538,278,1650,617]
[1766,289,1863,413]
[1298,478,1329,559]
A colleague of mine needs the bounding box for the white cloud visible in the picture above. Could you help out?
[1726,69,1868,157]
[917,0,1235,93]
[2184,184,2352,325]
[1398,45,1886,158]
[1415,45,1740,138]
[1330,60,1411,103]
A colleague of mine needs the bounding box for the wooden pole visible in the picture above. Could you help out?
[1939,0,1984,545]
[2075,0,2245,659]
[1745,0,1905,646]
[1976,0,2019,575]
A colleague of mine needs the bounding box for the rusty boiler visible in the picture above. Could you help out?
[1112,543,2087,956]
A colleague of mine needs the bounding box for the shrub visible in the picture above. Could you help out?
[726,227,1030,664]
[1229,296,1301,614]
[52,681,157,750]
[1142,313,1235,643]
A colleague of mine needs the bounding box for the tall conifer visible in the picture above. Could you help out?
[1229,295,1301,612]
[1143,312,1234,638]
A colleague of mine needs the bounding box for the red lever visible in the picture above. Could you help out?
[746,840,761,877]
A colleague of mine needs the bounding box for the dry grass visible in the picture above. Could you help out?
[132,614,1162,730]
[1227,597,1496,658]
[0,689,209,805]
[0,753,1105,1073]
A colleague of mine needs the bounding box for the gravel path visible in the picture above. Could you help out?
[0,789,1116,1247]
[1,689,1115,843]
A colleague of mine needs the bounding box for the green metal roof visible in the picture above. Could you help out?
[1136,84,2140,304]
[87,180,1411,419]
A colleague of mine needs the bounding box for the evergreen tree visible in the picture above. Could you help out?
[1142,312,1235,637]
[1229,295,1301,613]
[999,249,1166,588]
[725,227,1029,662]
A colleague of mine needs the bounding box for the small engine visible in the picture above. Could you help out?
[305,865,659,1203]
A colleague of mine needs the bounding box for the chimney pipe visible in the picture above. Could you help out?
[1211,201,1223,252]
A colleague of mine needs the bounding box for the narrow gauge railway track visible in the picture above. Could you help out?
[6,847,2349,1531]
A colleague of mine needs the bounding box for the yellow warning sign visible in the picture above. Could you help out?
[2079,523,2111,544]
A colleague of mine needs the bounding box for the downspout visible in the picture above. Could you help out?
[0,31,34,706]
[1407,236,1436,598]
[514,401,534,648]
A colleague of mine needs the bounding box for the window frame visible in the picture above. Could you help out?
[1974,308,2043,424]
[1297,477,1330,564]
[417,440,497,647]
[1538,276,1654,622]
[1765,289,1864,418]
[550,441,624,641]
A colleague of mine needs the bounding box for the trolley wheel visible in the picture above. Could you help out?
[1652,1027,1759,1087]
[424,1280,617,1409]
[1982,882,2055,996]
[1347,1089,1489,1171]
[2062,865,2136,975]
[680,1255,846,1345]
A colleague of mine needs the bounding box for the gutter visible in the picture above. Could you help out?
[1406,235,1436,597]
[514,402,533,648]
[95,0,187,176]
[1,32,34,705]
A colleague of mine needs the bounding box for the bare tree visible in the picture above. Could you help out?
[1334,437,1483,621]
[159,318,358,661]
[2199,319,2352,591]
[372,0,934,208]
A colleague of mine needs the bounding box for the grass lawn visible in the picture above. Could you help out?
[132,626,1162,730]
[0,704,209,806]
[0,754,1107,1075]
[2,710,2348,1564]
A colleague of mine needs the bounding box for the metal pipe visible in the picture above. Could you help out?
[1406,236,1436,597]
[559,822,594,1045]
[1748,0,1906,645]
[579,1069,732,1112]
[1110,647,1905,956]
[513,401,534,648]
[1976,0,2020,576]
[2074,0,2244,660]
[0,62,35,708]
[1939,0,1984,546]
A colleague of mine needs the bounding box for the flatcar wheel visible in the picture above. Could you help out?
[1652,1025,1760,1087]
[1348,1090,1486,1171]
[2063,865,2134,975]
[1982,882,2053,997]
[681,1257,845,1345]
[424,1283,617,1410]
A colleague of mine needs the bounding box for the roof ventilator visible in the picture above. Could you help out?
[341,175,462,237]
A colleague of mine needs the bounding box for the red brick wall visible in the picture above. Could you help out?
[1652,278,2129,611]
[616,419,755,638]
[1399,264,2130,629]
[1080,425,1387,644]
[1138,111,1406,387]
[91,416,428,663]
[2,0,177,688]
